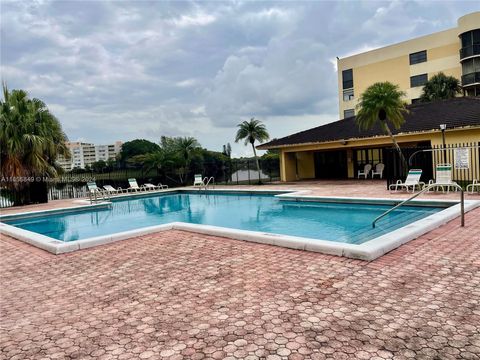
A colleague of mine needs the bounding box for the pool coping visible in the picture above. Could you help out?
[1,188,479,260]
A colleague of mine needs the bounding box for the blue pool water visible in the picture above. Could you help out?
[3,192,445,244]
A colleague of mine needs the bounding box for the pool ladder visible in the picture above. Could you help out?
[202,177,215,191]
[372,183,464,228]
[89,189,111,204]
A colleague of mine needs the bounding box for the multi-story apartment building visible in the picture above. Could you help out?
[57,141,123,171]
[337,11,480,119]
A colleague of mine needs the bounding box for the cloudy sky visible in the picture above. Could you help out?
[1,1,478,156]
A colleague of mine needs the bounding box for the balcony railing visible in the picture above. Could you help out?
[462,71,480,86]
[460,44,480,60]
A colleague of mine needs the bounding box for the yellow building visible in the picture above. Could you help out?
[259,12,480,184]
[258,98,480,183]
[338,12,480,119]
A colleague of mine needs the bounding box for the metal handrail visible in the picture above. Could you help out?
[203,177,215,190]
[372,183,464,228]
[89,189,111,204]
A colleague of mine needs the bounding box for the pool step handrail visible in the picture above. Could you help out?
[372,183,464,228]
[203,177,215,191]
[89,188,111,204]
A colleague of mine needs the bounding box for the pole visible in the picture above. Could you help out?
[441,128,446,163]
[461,188,464,227]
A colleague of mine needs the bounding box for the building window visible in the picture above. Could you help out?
[355,148,383,171]
[411,98,421,104]
[462,57,480,74]
[409,50,427,65]
[344,109,355,118]
[342,69,353,89]
[343,88,354,101]
[410,73,428,88]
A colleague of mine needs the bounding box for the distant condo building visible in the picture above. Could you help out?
[57,141,123,170]
[337,11,480,119]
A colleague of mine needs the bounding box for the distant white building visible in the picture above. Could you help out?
[57,141,123,170]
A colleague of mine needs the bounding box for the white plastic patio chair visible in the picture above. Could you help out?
[389,169,425,193]
[358,164,372,179]
[193,174,205,188]
[143,183,168,191]
[87,181,102,194]
[431,164,458,193]
[103,185,125,194]
[87,182,109,200]
[466,179,480,194]
[127,178,144,192]
[371,163,385,179]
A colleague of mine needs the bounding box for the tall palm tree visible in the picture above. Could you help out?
[355,82,408,168]
[1,85,69,192]
[420,72,461,102]
[235,118,270,183]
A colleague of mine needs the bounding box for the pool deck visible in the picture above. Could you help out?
[1,181,479,359]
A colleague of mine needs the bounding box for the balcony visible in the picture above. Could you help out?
[462,71,480,87]
[460,44,480,60]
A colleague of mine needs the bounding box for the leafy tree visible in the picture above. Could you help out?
[235,118,270,183]
[356,82,408,168]
[262,149,279,159]
[106,157,118,170]
[119,139,160,166]
[91,160,107,173]
[134,136,202,185]
[134,148,175,175]
[0,85,69,204]
[420,72,461,102]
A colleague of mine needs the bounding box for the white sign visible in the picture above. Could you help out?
[454,148,469,169]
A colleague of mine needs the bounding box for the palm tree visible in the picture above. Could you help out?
[136,148,174,174]
[235,118,270,183]
[420,72,461,102]
[174,137,201,184]
[355,82,408,168]
[1,84,69,204]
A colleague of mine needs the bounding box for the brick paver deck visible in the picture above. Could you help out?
[1,182,479,359]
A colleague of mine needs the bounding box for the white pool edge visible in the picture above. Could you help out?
[1,190,479,260]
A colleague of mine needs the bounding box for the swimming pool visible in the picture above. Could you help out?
[3,192,442,243]
[1,190,477,259]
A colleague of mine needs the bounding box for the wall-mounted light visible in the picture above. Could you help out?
[439,124,447,131]
[340,139,348,145]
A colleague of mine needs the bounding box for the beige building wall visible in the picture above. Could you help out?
[278,128,480,182]
[337,12,480,119]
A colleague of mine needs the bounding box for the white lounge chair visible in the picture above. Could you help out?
[358,164,372,179]
[87,181,104,194]
[127,178,144,192]
[389,169,425,193]
[466,179,480,194]
[371,163,385,179]
[143,183,168,191]
[87,182,109,200]
[430,164,458,193]
[103,185,125,195]
[193,174,205,188]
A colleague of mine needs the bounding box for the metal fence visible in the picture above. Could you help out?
[0,158,280,208]
[385,142,480,188]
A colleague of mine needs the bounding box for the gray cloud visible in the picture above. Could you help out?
[1,0,478,157]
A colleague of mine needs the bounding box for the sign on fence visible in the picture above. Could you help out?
[454,148,469,169]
